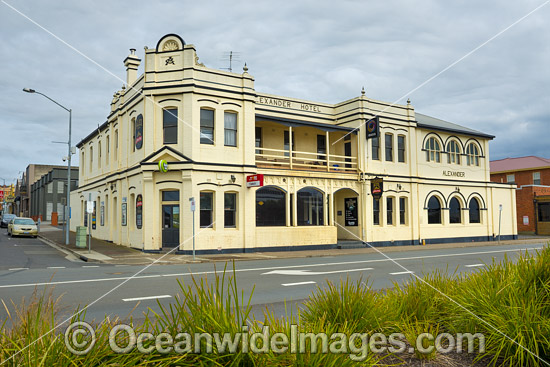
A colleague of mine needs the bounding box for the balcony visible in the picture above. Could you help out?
[254,118,358,173]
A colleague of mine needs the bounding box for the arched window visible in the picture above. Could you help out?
[449,197,461,224]
[469,198,481,223]
[256,187,286,226]
[297,188,324,226]
[425,137,441,163]
[466,143,480,166]
[427,196,442,224]
[447,140,461,165]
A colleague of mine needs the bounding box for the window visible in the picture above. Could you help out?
[224,193,237,228]
[136,194,143,229]
[506,174,515,184]
[163,108,178,144]
[283,131,295,157]
[131,118,136,152]
[81,151,85,173]
[385,133,393,162]
[466,143,480,166]
[256,187,286,226]
[449,197,461,224]
[317,135,326,161]
[114,130,119,160]
[106,136,110,163]
[372,136,380,160]
[200,109,214,144]
[200,192,214,228]
[255,127,262,155]
[469,198,481,224]
[425,137,441,163]
[162,190,180,202]
[89,146,93,172]
[447,140,461,165]
[386,197,394,225]
[397,135,406,163]
[427,196,442,224]
[373,199,380,225]
[224,112,237,146]
[297,188,324,226]
[98,142,102,168]
[538,202,550,222]
[534,172,541,185]
[399,197,407,225]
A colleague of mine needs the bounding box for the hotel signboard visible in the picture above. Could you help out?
[246,174,264,188]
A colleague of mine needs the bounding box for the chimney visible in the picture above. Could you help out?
[123,48,141,87]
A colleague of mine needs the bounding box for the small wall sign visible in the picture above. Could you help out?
[246,174,264,188]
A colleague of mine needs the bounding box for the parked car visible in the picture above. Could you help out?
[1,214,16,228]
[8,217,38,238]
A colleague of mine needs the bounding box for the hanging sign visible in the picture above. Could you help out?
[345,197,358,226]
[135,114,143,149]
[246,174,264,188]
[366,116,379,139]
[371,177,383,200]
[158,160,169,173]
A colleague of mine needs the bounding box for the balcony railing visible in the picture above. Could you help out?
[256,148,357,172]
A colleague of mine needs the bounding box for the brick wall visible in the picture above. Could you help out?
[491,168,550,233]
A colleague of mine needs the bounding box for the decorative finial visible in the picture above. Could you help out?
[243,63,248,73]
[130,48,136,55]
[407,98,411,105]
[121,85,126,90]
[361,86,365,96]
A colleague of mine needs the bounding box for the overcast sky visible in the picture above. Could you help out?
[1,0,548,185]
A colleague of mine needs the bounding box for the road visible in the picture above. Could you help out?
[0,229,547,328]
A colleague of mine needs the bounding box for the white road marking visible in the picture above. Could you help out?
[0,246,543,289]
[465,264,485,268]
[82,265,99,268]
[122,295,172,302]
[282,281,316,287]
[263,267,373,276]
[8,268,29,271]
[390,271,414,275]
[47,266,66,269]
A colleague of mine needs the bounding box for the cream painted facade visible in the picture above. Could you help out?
[70,34,517,254]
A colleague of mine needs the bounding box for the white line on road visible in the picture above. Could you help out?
[82,265,99,268]
[47,266,66,269]
[8,268,29,271]
[465,264,485,268]
[281,281,316,287]
[122,295,172,302]
[0,246,543,289]
[390,271,414,275]
[263,267,373,276]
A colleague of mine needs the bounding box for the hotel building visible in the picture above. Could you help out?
[70,34,517,253]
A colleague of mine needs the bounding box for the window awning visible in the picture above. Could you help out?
[255,115,357,133]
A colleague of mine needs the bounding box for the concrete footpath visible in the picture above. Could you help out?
[37,222,550,265]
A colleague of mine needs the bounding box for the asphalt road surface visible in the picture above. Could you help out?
[0,229,546,330]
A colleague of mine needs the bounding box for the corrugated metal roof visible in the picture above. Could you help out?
[490,156,550,173]
[415,113,495,139]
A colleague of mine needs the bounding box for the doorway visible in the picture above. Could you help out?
[162,204,180,247]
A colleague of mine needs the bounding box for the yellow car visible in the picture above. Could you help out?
[8,217,38,238]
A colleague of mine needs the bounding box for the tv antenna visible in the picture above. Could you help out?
[220,51,241,72]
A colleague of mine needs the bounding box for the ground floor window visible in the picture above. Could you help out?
[386,197,394,225]
[399,197,407,225]
[373,199,380,225]
[449,197,461,224]
[256,187,286,226]
[224,193,236,228]
[427,196,442,224]
[200,192,214,228]
[538,202,550,222]
[469,198,481,223]
[297,188,324,226]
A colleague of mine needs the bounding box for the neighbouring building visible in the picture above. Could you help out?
[70,34,517,254]
[491,156,550,235]
[1,184,15,215]
[30,167,79,222]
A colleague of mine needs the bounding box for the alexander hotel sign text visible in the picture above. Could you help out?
[257,96,324,113]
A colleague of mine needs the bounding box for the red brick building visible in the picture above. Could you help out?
[490,156,550,234]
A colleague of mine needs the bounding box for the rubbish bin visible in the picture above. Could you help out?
[76,226,87,248]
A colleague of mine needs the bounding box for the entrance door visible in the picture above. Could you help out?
[162,204,180,247]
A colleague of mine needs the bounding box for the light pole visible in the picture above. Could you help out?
[23,88,72,246]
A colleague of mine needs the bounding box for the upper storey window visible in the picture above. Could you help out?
[447,140,461,165]
[224,112,237,147]
[163,109,178,144]
[425,137,441,163]
[466,143,480,166]
[200,109,214,145]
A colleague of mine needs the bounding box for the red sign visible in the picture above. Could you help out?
[246,174,264,188]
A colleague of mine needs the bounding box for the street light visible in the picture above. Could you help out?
[23,88,72,246]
